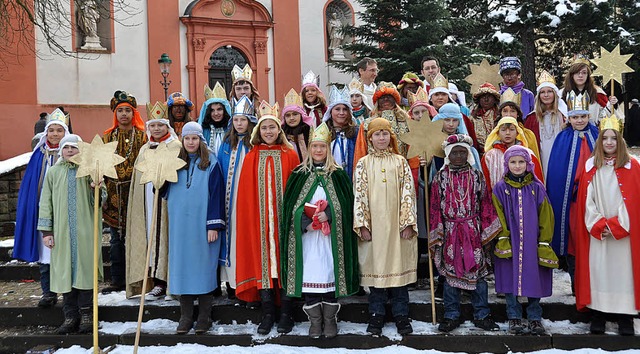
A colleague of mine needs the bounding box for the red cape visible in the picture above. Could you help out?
[234,144,300,302]
[523,112,540,148]
[574,157,640,312]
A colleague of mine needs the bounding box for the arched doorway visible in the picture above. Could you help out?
[208,46,249,97]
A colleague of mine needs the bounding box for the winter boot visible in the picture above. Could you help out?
[395,315,413,335]
[277,297,295,334]
[618,314,635,336]
[366,314,384,336]
[55,317,79,335]
[322,302,341,338]
[302,302,323,339]
[78,307,93,334]
[257,289,275,335]
[177,295,195,334]
[195,294,213,334]
[590,310,606,334]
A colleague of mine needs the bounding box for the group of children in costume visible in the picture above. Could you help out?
[12,54,639,339]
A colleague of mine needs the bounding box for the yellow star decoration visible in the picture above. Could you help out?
[591,44,634,86]
[135,143,186,188]
[399,118,449,160]
[70,134,125,181]
[465,59,503,95]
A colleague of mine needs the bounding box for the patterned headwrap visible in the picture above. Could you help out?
[442,134,476,167]
[104,90,146,135]
[167,92,194,112]
[366,117,399,154]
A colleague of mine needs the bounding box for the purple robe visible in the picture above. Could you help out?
[492,176,553,298]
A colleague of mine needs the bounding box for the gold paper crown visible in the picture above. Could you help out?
[204,82,227,100]
[431,73,449,90]
[258,100,280,118]
[146,101,168,120]
[500,88,522,106]
[47,108,69,126]
[572,54,591,66]
[537,70,556,86]
[231,64,253,83]
[408,86,429,105]
[348,77,364,93]
[283,88,303,108]
[600,114,622,132]
[310,122,332,144]
[566,91,589,113]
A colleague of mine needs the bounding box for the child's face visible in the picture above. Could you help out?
[46,124,65,146]
[370,130,391,151]
[259,120,279,145]
[402,83,418,97]
[234,82,252,99]
[284,111,302,127]
[448,146,468,167]
[61,145,79,160]
[304,87,318,103]
[568,114,589,131]
[310,141,328,164]
[148,122,169,140]
[501,105,518,119]
[508,155,527,176]
[501,69,521,87]
[498,124,517,146]
[233,115,249,134]
[209,103,225,122]
[183,135,200,153]
[602,129,617,157]
[479,94,497,110]
[171,105,187,121]
[116,105,133,127]
[351,94,363,107]
[411,106,429,121]
[572,67,589,87]
[539,87,555,107]
[442,118,459,135]
[331,104,350,127]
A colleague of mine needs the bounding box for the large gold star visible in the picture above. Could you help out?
[70,134,125,181]
[399,118,448,160]
[591,45,634,86]
[465,59,503,95]
[135,143,186,188]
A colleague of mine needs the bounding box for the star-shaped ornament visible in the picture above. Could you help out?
[135,143,186,188]
[591,45,634,86]
[465,59,503,95]
[399,118,449,160]
[70,135,126,181]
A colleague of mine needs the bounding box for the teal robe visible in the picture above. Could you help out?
[37,161,104,293]
[280,166,359,298]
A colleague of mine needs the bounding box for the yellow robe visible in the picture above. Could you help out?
[353,151,418,288]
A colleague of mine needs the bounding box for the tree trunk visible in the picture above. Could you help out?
[521,26,536,92]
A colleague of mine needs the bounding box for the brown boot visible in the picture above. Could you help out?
[322,302,340,338]
[177,295,195,334]
[302,302,323,339]
[195,294,213,334]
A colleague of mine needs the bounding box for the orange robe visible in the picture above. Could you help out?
[235,144,300,302]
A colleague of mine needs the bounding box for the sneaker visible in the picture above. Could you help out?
[38,293,57,308]
[508,319,526,335]
[473,317,499,331]
[438,318,460,333]
[529,320,546,335]
[147,285,166,297]
[101,283,125,294]
[366,314,384,336]
[395,315,413,335]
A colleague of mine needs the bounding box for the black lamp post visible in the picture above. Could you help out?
[158,53,172,101]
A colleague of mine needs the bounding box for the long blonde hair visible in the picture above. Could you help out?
[592,129,630,169]
[534,88,560,125]
[298,141,341,175]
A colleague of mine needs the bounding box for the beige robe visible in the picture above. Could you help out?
[125,140,181,298]
[353,151,418,288]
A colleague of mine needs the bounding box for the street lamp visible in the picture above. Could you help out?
[158,53,172,101]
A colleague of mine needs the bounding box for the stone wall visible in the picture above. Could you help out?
[0,165,26,237]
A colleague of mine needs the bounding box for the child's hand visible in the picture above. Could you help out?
[602,227,612,239]
[44,236,54,249]
[400,227,413,239]
[207,230,218,243]
[360,227,372,241]
[90,179,104,189]
[316,211,328,223]
[609,96,618,105]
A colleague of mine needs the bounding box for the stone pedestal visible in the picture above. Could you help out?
[330,48,348,61]
[81,35,106,50]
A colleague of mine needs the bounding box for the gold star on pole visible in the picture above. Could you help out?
[135,143,186,188]
[465,59,503,95]
[399,118,449,160]
[70,134,125,181]
[591,44,634,86]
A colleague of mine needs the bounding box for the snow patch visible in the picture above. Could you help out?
[0,152,32,175]
[493,31,515,44]
[0,239,14,248]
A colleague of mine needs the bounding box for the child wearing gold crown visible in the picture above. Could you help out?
[546,92,599,290]
[235,101,300,335]
[574,116,640,336]
[198,83,232,158]
[280,122,359,339]
[281,89,312,162]
[13,108,69,309]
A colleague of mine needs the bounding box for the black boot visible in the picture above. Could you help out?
[590,310,606,334]
[277,294,294,334]
[55,317,79,335]
[177,295,195,334]
[195,294,213,334]
[257,289,275,335]
[618,314,635,336]
[78,307,92,334]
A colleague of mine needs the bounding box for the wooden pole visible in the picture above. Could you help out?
[422,159,437,325]
[133,167,161,354]
[92,163,101,354]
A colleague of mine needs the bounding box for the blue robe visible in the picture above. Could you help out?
[217,137,250,267]
[165,153,225,295]
[546,123,598,256]
[330,126,358,180]
[13,147,59,262]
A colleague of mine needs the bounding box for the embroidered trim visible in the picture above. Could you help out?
[258,149,284,289]
[207,219,225,225]
[302,281,336,289]
[67,168,79,284]
[37,218,53,229]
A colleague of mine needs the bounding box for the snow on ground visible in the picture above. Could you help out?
[0,152,31,175]
[0,239,13,247]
